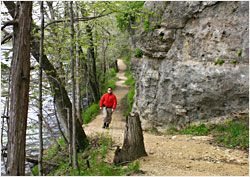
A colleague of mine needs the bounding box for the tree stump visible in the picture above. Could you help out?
[113,112,147,165]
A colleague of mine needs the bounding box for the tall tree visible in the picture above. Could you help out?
[75,2,83,124]
[70,1,79,170]
[86,24,100,102]
[38,1,44,176]
[6,2,32,175]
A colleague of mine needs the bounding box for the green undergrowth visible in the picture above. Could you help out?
[125,71,136,86]
[165,117,249,151]
[101,69,119,95]
[32,133,141,176]
[82,103,100,124]
[123,87,135,117]
[123,55,136,117]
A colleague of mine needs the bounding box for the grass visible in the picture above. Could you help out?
[165,117,249,151]
[82,103,100,124]
[35,133,141,176]
[148,127,163,136]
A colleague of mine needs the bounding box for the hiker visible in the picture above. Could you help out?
[100,87,117,129]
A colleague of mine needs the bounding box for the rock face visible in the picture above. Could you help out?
[131,1,249,130]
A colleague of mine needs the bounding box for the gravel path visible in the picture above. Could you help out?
[83,59,249,176]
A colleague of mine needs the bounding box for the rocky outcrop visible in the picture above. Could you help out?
[131,1,249,130]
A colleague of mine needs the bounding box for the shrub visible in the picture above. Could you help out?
[101,79,117,95]
[230,59,238,64]
[134,48,143,58]
[125,71,135,86]
[109,68,117,77]
[82,103,100,124]
[144,18,149,32]
[46,133,141,176]
[124,87,135,116]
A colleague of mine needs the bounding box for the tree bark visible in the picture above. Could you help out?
[86,24,100,102]
[6,2,32,175]
[76,2,83,125]
[38,1,44,176]
[70,1,79,170]
[113,113,147,165]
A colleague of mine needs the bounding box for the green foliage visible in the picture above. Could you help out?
[134,48,143,58]
[144,17,149,32]
[125,71,135,86]
[109,68,117,77]
[214,117,249,150]
[1,63,9,70]
[168,8,173,13]
[31,165,38,176]
[115,1,145,32]
[166,126,178,135]
[231,8,236,13]
[180,124,209,136]
[101,79,118,95]
[149,127,163,136]
[124,55,132,69]
[45,133,141,176]
[214,59,225,66]
[165,117,249,151]
[230,60,238,64]
[237,49,242,57]
[82,103,100,124]
[123,87,135,116]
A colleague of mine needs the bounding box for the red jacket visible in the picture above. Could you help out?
[100,93,117,109]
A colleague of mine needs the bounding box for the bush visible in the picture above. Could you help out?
[134,48,143,58]
[82,103,100,124]
[123,87,135,116]
[109,68,117,77]
[125,71,135,86]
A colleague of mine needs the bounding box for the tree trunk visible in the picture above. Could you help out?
[76,2,83,125]
[38,1,44,176]
[70,1,79,170]
[113,113,147,165]
[86,25,100,102]
[6,2,32,175]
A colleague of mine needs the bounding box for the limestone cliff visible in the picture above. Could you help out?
[131,1,249,130]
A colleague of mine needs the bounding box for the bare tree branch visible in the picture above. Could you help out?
[1,20,18,30]
[44,12,112,29]
[1,33,12,45]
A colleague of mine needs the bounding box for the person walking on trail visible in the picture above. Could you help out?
[100,87,117,129]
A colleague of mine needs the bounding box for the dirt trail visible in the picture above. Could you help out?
[83,59,249,176]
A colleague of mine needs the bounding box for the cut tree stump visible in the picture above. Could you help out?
[113,112,147,165]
